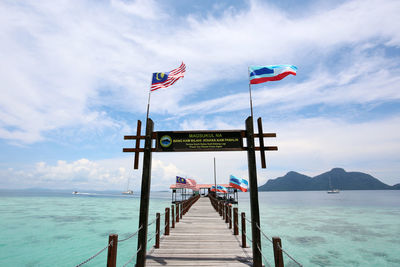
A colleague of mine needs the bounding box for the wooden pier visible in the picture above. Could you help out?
[146,197,252,266]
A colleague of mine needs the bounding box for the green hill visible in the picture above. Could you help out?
[259,168,396,191]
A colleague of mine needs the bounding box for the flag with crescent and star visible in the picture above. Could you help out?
[176,176,187,188]
[150,62,186,91]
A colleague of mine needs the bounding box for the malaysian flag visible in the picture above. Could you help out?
[176,176,187,188]
[186,178,198,191]
[150,62,186,91]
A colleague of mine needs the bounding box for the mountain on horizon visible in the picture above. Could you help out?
[259,168,397,191]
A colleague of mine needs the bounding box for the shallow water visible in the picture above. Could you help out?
[0,190,399,266]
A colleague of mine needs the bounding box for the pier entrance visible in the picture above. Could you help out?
[123,116,277,267]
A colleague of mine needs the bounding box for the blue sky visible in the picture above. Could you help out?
[1,0,399,190]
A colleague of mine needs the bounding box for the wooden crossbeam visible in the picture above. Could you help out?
[123,119,277,170]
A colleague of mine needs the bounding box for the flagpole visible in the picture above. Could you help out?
[213,157,217,198]
[248,67,254,119]
[146,88,152,122]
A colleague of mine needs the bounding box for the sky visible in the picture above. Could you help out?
[1,0,400,191]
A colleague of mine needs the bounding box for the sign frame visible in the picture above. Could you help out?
[156,130,244,152]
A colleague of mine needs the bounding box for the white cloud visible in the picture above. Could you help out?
[1,0,400,144]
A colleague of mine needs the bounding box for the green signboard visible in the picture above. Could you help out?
[156,131,243,152]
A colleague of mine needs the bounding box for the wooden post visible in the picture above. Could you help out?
[180,203,183,219]
[229,205,232,229]
[246,116,262,267]
[219,201,222,216]
[171,205,175,228]
[273,237,284,267]
[225,203,229,223]
[107,234,118,267]
[233,208,238,235]
[155,213,160,248]
[176,203,180,223]
[257,117,267,169]
[134,120,142,169]
[136,118,154,267]
[241,212,246,248]
[165,207,170,235]
[222,203,226,220]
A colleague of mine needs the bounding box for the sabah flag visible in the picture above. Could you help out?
[211,185,228,193]
[249,65,297,85]
[229,175,248,192]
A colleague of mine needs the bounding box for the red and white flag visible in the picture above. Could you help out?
[186,178,198,191]
[150,62,186,91]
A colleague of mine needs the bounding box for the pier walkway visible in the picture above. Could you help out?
[146,197,252,266]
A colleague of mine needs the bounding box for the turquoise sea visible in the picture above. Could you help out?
[1,190,399,266]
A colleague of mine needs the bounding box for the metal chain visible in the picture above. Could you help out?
[257,244,273,267]
[74,240,112,267]
[122,245,141,267]
[119,225,143,243]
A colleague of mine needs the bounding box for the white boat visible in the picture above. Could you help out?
[327,189,340,194]
[122,190,134,195]
[122,177,134,195]
[72,191,79,194]
[327,175,339,193]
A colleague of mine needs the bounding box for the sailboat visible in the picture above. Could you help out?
[122,177,134,195]
[327,174,339,194]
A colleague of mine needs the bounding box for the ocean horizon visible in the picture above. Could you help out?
[1,189,399,266]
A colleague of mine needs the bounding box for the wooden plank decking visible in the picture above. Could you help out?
[146,197,253,266]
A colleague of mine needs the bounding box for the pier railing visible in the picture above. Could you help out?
[209,194,303,267]
[74,194,200,267]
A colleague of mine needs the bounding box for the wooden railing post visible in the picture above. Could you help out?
[273,237,284,267]
[225,204,229,223]
[155,213,160,248]
[180,203,183,219]
[165,208,170,235]
[107,234,118,267]
[233,208,238,235]
[219,201,222,216]
[176,203,180,223]
[242,212,246,248]
[171,205,175,228]
[229,205,232,229]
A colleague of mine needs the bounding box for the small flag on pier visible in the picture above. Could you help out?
[249,65,297,84]
[176,176,187,188]
[151,62,186,91]
[211,185,228,194]
[229,175,248,192]
[186,178,198,191]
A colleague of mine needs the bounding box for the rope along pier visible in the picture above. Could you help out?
[209,194,303,267]
[75,194,302,267]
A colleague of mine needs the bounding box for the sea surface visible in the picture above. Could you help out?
[0,190,399,266]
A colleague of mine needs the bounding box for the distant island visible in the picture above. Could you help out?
[258,168,399,191]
